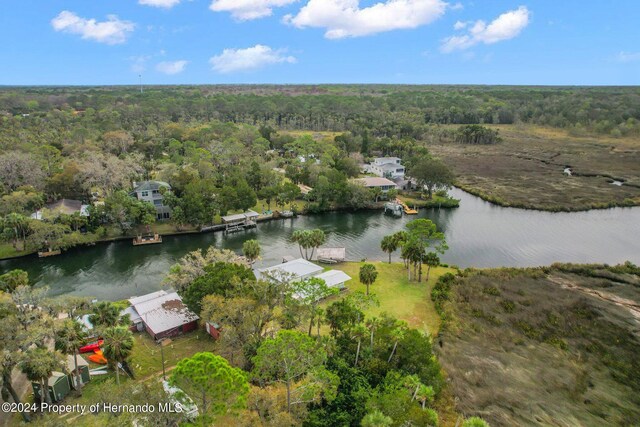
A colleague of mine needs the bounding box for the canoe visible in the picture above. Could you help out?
[88,350,108,365]
[79,340,103,353]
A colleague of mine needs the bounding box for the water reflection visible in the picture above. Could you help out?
[1,188,639,301]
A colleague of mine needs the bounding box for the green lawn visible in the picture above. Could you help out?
[0,242,34,259]
[327,261,451,336]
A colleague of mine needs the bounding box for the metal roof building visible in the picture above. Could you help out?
[128,290,199,340]
[255,258,324,282]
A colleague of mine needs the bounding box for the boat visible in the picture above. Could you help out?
[38,249,61,258]
[88,350,108,365]
[79,340,103,354]
[279,210,294,218]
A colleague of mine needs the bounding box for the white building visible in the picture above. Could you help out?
[370,157,405,179]
[254,258,352,299]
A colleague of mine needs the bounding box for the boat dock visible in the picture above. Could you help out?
[222,210,259,233]
[396,198,418,215]
[133,234,163,245]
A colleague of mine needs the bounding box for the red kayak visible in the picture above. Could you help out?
[79,340,103,353]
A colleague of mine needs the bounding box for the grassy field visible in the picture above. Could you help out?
[327,261,451,336]
[429,125,640,211]
[437,264,640,426]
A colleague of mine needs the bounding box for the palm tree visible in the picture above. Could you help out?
[2,213,29,251]
[315,307,325,336]
[425,252,440,282]
[387,325,406,364]
[380,235,397,264]
[361,410,393,427]
[352,324,369,367]
[366,316,381,349]
[242,239,261,265]
[55,319,88,392]
[308,229,326,261]
[89,301,124,331]
[359,263,378,296]
[20,348,64,406]
[102,326,134,385]
[415,384,435,409]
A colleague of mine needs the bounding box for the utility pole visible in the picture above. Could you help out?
[139,74,143,94]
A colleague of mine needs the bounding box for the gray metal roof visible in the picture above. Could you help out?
[132,181,171,193]
[315,270,351,288]
[130,291,198,334]
[255,258,324,282]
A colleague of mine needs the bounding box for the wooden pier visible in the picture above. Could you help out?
[133,233,163,245]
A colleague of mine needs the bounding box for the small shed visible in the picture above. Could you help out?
[316,247,346,263]
[66,354,91,388]
[205,321,221,340]
[32,372,71,403]
[129,290,199,340]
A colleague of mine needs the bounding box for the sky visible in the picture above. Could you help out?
[1,0,639,86]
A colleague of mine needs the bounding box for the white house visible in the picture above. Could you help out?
[370,157,406,179]
[255,258,352,300]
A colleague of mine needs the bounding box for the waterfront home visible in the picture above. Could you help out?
[128,290,199,340]
[131,181,172,220]
[255,258,352,298]
[254,258,324,283]
[370,157,406,179]
[355,177,399,192]
[31,199,90,220]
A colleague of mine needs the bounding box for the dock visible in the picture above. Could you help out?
[396,198,418,215]
[38,249,62,258]
[316,247,346,264]
[133,233,163,245]
[222,210,259,233]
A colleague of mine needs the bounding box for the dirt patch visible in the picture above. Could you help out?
[437,265,640,426]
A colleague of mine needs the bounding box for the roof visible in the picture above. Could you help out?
[129,290,169,306]
[316,247,346,261]
[375,157,401,163]
[315,270,352,288]
[47,372,68,387]
[132,181,171,193]
[255,258,324,282]
[377,163,404,171]
[130,291,198,335]
[356,177,398,188]
[121,306,142,323]
[221,210,260,223]
[65,354,88,371]
[31,199,90,220]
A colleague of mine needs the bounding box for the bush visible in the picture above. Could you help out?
[462,416,490,427]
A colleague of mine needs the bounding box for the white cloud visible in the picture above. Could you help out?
[450,2,464,10]
[616,51,640,63]
[156,60,188,75]
[209,45,296,73]
[139,0,181,8]
[210,0,298,21]
[130,55,152,73]
[285,0,447,39]
[51,11,135,45]
[453,20,467,30]
[441,6,530,52]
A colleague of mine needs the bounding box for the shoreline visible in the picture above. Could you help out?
[455,183,640,212]
[0,198,460,262]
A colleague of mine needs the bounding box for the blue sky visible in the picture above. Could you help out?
[1,0,638,85]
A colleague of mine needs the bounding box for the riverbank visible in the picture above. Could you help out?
[0,196,459,262]
[430,125,640,212]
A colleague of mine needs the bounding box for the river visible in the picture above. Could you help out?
[1,188,639,301]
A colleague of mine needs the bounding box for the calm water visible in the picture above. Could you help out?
[1,188,639,301]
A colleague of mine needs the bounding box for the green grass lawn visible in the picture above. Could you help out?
[0,242,34,259]
[327,261,451,336]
